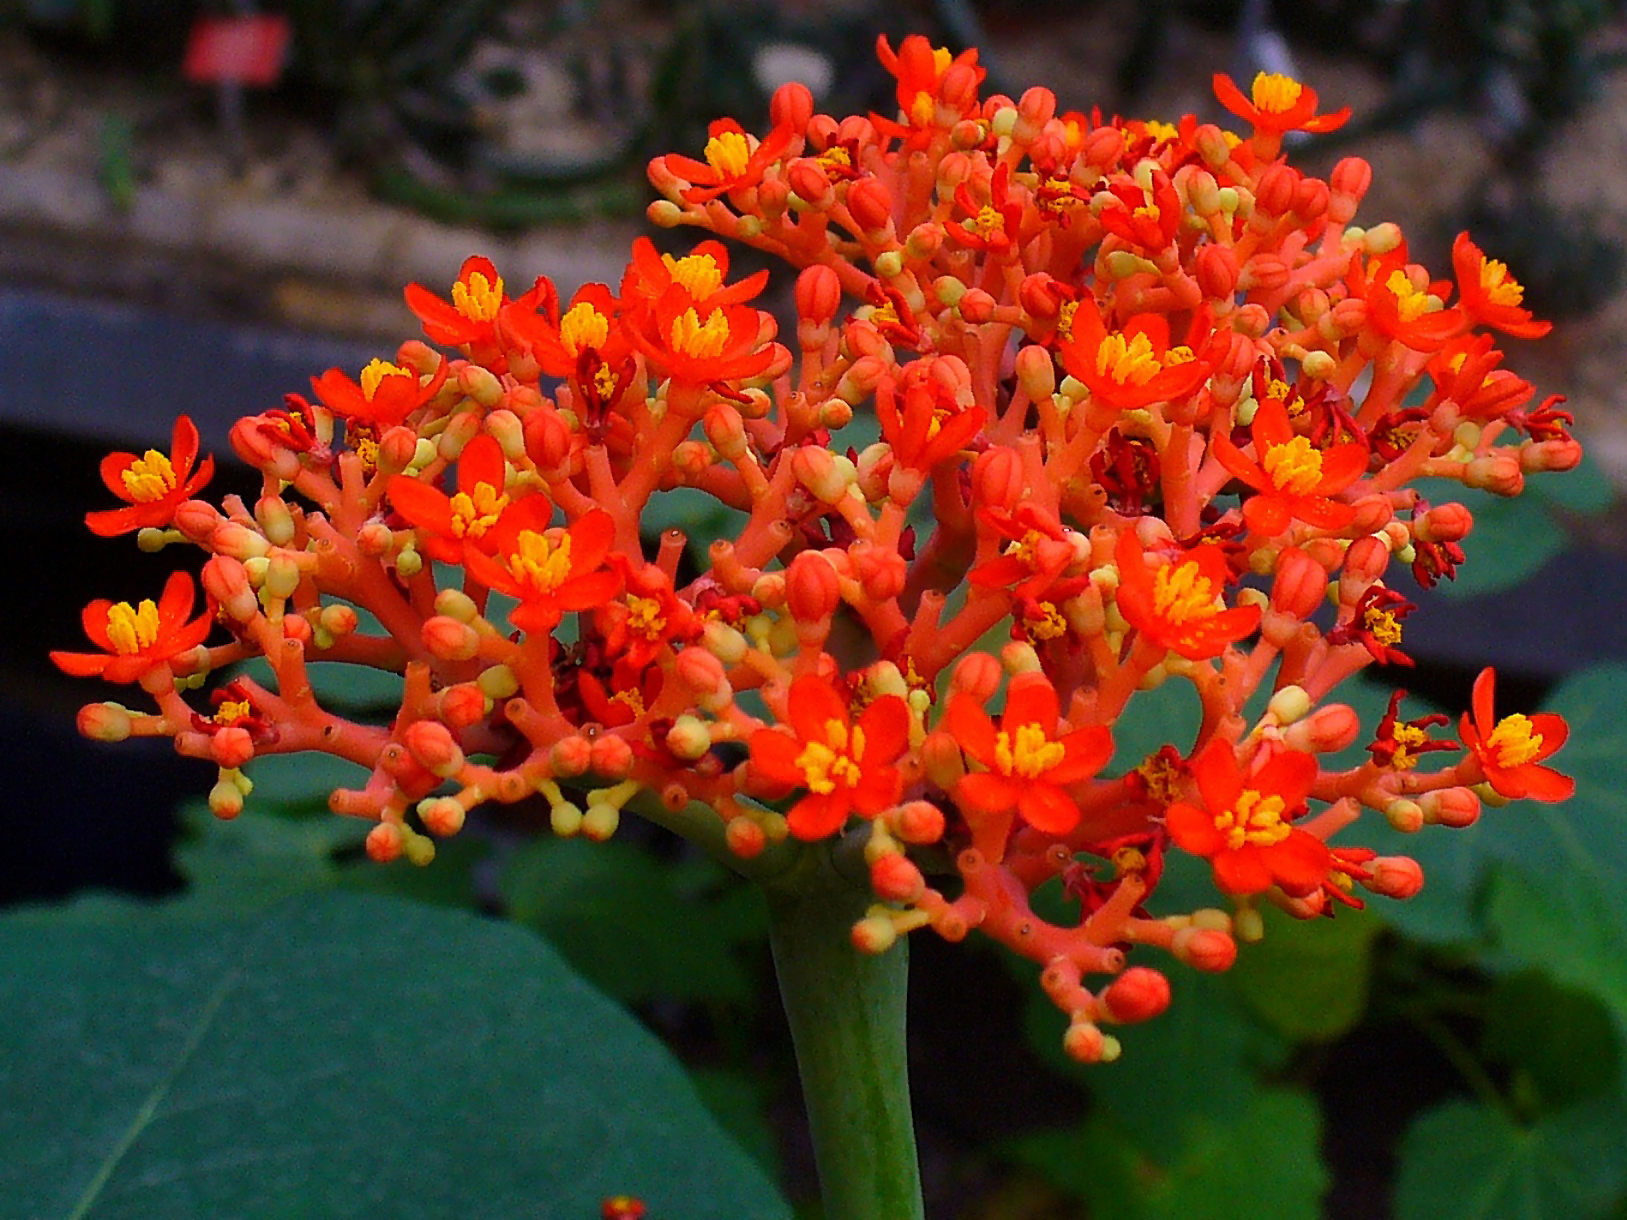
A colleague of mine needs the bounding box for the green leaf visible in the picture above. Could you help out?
[1529,448,1615,515]
[1485,867,1627,1037]
[1396,1096,1627,1220]
[1110,676,1203,771]
[501,836,762,1005]
[239,750,374,814]
[1009,1090,1328,1220]
[1482,972,1623,1111]
[0,892,790,1220]
[173,801,368,912]
[689,1066,782,1181]
[1431,487,1566,599]
[1227,902,1382,1042]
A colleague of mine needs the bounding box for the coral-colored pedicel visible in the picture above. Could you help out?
[56,41,1576,1062]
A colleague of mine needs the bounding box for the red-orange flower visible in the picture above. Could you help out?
[501,281,629,380]
[1458,667,1573,802]
[85,414,215,537]
[969,504,1075,600]
[1424,334,1535,423]
[1212,71,1350,137]
[1165,738,1330,896]
[310,355,449,429]
[631,285,778,391]
[875,34,984,129]
[1211,397,1367,535]
[875,370,986,473]
[620,237,767,315]
[1451,232,1552,340]
[1057,309,1217,411]
[659,117,793,205]
[463,503,623,634]
[1114,531,1260,660]
[405,255,542,349]
[944,672,1113,835]
[1098,169,1181,253]
[52,570,214,683]
[1348,247,1465,352]
[387,434,532,564]
[749,674,910,840]
[948,163,1024,255]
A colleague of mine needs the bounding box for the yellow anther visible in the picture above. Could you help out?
[1364,605,1404,648]
[1267,378,1293,402]
[1056,299,1079,342]
[1385,269,1432,322]
[931,46,952,74]
[1142,119,1178,143]
[1479,259,1526,308]
[215,699,252,724]
[819,145,853,170]
[1151,560,1219,624]
[1215,787,1291,850]
[669,307,731,360]
[1136,751,1182,803]
[359,358,412,401]
[994,723,1065,779]
[704,129,751,179]
[449,483,509,539]
[909,90,936,127]
[1250,72,1304,114]
[560,302,610,357]
[1095,331,1163,387]
[1024,601,1068,641]
[970,205,1005,237]
[626,595,668,638]
[1132,203,1161,222]
[593,363,620,400]
[1487,713,1544,768]
[1262,435,1325,495]
[121,450,177,502]
[105,599,161,655]
[1389,722,1430,771]
[661,252,724,300]
[509,530,574,594]
[795,718,865,793]
[451,270,503,322]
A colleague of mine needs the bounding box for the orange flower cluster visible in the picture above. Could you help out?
[55,39,1578,1062]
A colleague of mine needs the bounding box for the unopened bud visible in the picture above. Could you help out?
[581,802,620,841]
[457,363,504,408]
[846,176,893,235]
[795,263,842,325]
[1271,547,1327,619]
[210,778,246,820]
[1366,854,1424,899]
[438,684,487,729]
[1015,343,1056,402]
[423,615,481,662]
[950,652,1003,700]
[852,915,898,954]
[550,801,585,837]
[419,796,466,837]
[1420,786,1480,828]
[202,555,258,622]
[589,734,634,779]
[727,816,767,859]
[379,426,417,474]
[1099,966,1172,1024]
[1174,924,1239,971]
[549,734,592,777]
[870,854,925,902]
[770,80,814,133]
[210,726,255,769]
[366,821,405,862]
[893,800,945,844]
[971,446,1024,509]
[1384,799,1424,833]
[78,702,133,742]
[405,720,464,777]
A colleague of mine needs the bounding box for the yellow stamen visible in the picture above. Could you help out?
[795,719,865,793]
[994,723,1064,779]
[1056,299,1079,342]
[1215,788,1292,850]
[703,130,752,179]
[669,307,731,360]
[1250,72,1304,114]
[909,91,936,126]
[1385,270,1432,323]
[509,530,574,595]
[451,271,503,323]
[1142,119,1179,143]
[1363,605,1404,648]
[1096,331,1163,386]
[611,688,646,719]
[1479,259,1526,308]
[969,205,1005,237]
[626,595,668,638]
[1389,722,1430,771]
[359,358,412,401]
[662,252,723,300]
[1268,378,1293,402]
[1136,751,1182,803]
[1262,436,1325,495]
[560,302,610,358]
[819,145,853,170]
[105,599,161,655]
[1151,560,1219,625]
[449,483,509,539]
[1133,203,1161,222]
[931,47,952,74]
[214,699,252,725]
[121,450,177,502]
[593,364,620,401]
[1487,713,1544,769]
[1024,601,1068,641]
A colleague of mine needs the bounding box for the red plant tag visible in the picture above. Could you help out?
[182,14,291,87]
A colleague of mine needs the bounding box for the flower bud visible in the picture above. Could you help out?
[405,720,464,777]
[1014,343,1056,404]
[770,81,814,133]
[893,800,946,845]
[1421,786,1480,828]
[787,551,842,624]
[365,821,405,862]
[870,854,925,903]
[211,522,270,561]
[582,802,620,841]
[264,551,302,601]
[676,647,728,697]
[787,158,835,209]
[1014,86,1056,142]
[1195,243,1240,299]
[1464,453,1523,496]
[282,613,312,645]
[1293,176,1329,221]
[1255,164,1298,218]
[1343,535,1390,585]
[419,796,466,837]
[423,615,481,662]
[665,715,713,762]
[173,498,223,543]
[438,683,487,729]
[795,263,842,326]
[1172,925,1237,972]
[524,408,573,471]
[549,734,592,777]
[78,702,132,742]
[1082,124,1124,170]
[550,800,584,837]
[1099,966,1171,1024]
[1269,547,1326,619]
[1522,438,1583,473]
[590,733,634,779]
[846,176,894,236]
[959,288,995,324]
[1415,501,1472,543]
[1063,1022,1115,1064]
[210,726,255,769]
[852,914,898,954]
[202,555,258,622]
[727,816,767,859]
[1384,799,1424,833]
[950,652,1002,701]
[1329,157,1372,222]
[477,664,520,701]
[209,777,246,820]
[1348,495,1393,534]
[904,222,942,261]
[971,446,1024,509]
[255,495,296,546]
[457,363,504,408]
[1366,854,1424,900]
[1284,702,1360,753]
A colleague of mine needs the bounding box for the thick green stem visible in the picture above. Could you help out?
[765,847,923,1220]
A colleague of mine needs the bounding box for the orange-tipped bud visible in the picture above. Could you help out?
[438,683,487,729]
[590,733,634,779]
[1062,1021,1111,1064]
[549,734,592,777]
[1366,854,1424,899]
[423,615,481,662]
[282,614,312,645]
[1415,501,1472,543]
[366,822,405,863]
[173,498,222,543]
[1329,156,1372,222]
[212,522,270,561]
[1172,925,1237,972]
[202,555,258,622]
[1348,495,1394,535]
[1099,966,1172,1024]
[255,495,296,546]
[78,702,133,742]
[893,800,946,845]
[770,81,814,133]
[727,816,767,858]
[1014,86,1056,140]
[377,425,417,474]
[209,777,246,819]
[1081,124,1123,170]
[210,726,255,769]
[1522,438,1583,474]
[852,915,898,954]
[1421,786,1481,828]
[1195,244,1240,300]
[904,222,943,261]
[1294,176,1329,221]
[1271,547,1327,619]
[405,720,464,777]
[846,176,894,235]
[1241,253,1290,294]
[950,652,1003,700]
[1464,453,1523,496]
[795,263,842,326]
[420,796,466,837]
[919,730,967,789]
[1385,800,1425,833]
[971,446,1024,509]
[788,551,843,625]
[959,288,995,324]
[703,403,748,459]
[787,158,835,209]
[1343,535,1390,586]
[871,853,925,903]
[676,646,728,696]
[524,408,573,471]
[1015,343,1057,403]
[1255,164,1299,217]
[1284,702,1360,753]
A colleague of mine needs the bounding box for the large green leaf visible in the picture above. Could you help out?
[501,836,765,1006]
[1009,1089,1327,1220]
[1227,903,1382,1043]
[1396,1096,1627,1220]
[1486,867,1627,1036]
[1408,479,1566,600]
[0,892,791,1220]
[1481,972,1623,1111]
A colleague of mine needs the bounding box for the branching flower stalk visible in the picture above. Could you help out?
[54,39,1579,1220]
